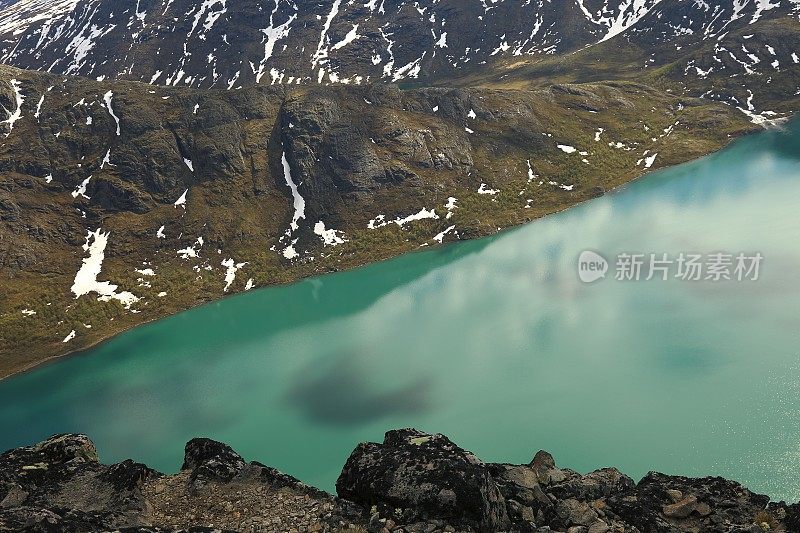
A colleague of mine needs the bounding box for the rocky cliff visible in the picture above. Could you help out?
[1,430,797,532]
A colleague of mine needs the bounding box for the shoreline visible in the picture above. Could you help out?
[0,120,771,383]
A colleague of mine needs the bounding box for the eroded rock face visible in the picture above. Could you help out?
[337,428,510,531]
[277,86,479,227]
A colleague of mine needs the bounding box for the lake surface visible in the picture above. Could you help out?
[2,120,800,501]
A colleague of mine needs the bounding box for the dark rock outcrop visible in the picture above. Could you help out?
[182,438,246,489]
[336,429,796,533]
[606,472,784,533]
[0,434,361,532]
[1,431,798,532]
[337,428,510,531]
[0,433,160,531]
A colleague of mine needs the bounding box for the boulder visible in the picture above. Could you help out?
[530,450,567,485]
[662,495,699,518]
[336,428,509,531]
[0,433,99,493]
[607,472,772,532]
[101,459,161,492]
[0,434,166,531]
[181,438,246,488]
[548,467,635,502]
[26,434,98,465]
[557,498,599,527]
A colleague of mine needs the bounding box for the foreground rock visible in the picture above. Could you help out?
[1,431,798,533]
[337,429,509,531]
[0,434,361,533]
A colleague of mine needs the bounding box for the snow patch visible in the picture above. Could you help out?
[331,24,360,50]
[478,183,499,195]
[433,225,456,243]
[314,221,346,246]
[221,258,247,292]
[71,176,92,199]
[368,208,439,229]
[177,237,204,259]
[1,79,24,136]
[282,244,299,259]
[102,91,120,136]
[282,151,305,231]
[445,197,457,219]
[595,128,604,142]
[71,229,139,309]
[174,189,188,208]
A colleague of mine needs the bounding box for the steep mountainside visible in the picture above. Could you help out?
[465,1,800,125]
[0,0,687,89]
[0,0,796,118]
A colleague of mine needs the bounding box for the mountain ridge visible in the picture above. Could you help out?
[2,0,795,90]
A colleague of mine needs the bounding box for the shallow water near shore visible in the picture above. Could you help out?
[2,120,800,500]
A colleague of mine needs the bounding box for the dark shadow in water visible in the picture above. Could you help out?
[285,352,433,426]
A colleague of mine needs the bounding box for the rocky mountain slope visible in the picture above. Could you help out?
[0,0,660,89]
[0,1,799,377]
[0,0,797,92]
[1,430,798,532]
[453,1,800,124]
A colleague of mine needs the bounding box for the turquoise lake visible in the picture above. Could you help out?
[2,120,799,501]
